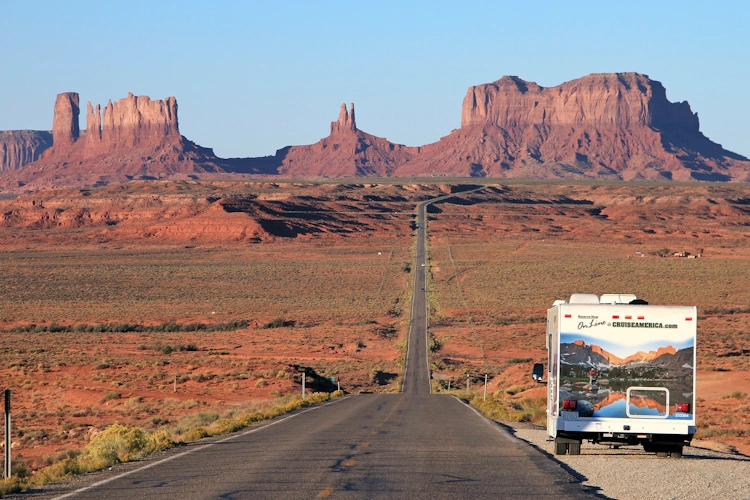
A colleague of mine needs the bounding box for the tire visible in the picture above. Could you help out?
[643,443,656,453]
[656,450,669,458]
[670,447,683,458]
[555,439,568,455]
[568,442,581,455]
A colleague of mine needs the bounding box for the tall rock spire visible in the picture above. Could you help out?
[52,92,80,148]
[330,103,357,135]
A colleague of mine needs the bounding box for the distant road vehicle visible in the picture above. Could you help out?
[534,293,696,458]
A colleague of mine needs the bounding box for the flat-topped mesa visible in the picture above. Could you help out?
[461,72,699,132]
[52,92,80,148]
[85,92,180,150]
[330,103,357,135]
[0,131,53,173]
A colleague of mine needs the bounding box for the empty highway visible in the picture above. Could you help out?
[47,189,590,499]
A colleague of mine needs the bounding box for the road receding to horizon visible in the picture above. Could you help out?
[34,188,591,499]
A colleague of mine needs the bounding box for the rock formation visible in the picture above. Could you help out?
[264,73,750,181]
[331,103,356,135]
[86,92,180,152]
[52,92,80,148]
[0,131,53,173]
[398,73,750,181]
[274,103,417,177]
[0,92,272,191]
[2,73,750,191]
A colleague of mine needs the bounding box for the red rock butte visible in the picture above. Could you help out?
[1,72,749,190]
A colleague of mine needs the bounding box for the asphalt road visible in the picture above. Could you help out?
[47,189,590,499]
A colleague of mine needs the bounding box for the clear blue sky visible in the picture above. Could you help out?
[2,1,748,159]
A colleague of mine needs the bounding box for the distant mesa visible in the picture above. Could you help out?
[0,91,275,191]
[1,130,52,174]
[1,72,750,191]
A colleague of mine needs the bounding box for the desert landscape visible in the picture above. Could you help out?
[0,179,748,480]
[1,63,749,495]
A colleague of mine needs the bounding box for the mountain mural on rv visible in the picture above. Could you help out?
[560,337,694,378]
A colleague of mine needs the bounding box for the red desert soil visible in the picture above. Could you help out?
[1,180,749,468]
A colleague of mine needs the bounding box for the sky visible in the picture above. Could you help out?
[1,1,749,159]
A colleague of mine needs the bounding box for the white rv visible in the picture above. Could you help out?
[539,293,696,458]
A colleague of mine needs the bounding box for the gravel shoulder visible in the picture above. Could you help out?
[505,423,750,500]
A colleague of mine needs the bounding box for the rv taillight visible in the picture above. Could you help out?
[563,399,577,410]
[564,314,571,318]
[675,403,690,413]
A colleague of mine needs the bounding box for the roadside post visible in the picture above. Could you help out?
[4,389,10,479]
[466,374,469,391]
[483,374,488,401]
[302,373,306,399]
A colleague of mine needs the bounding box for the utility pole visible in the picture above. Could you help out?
[302,373,306,399]
[4,389,10,479]
[466,374,470,391]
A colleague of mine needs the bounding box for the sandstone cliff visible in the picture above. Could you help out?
[398,73,749,181]
[0,131,53,174]
[0,92,273,191]
[274,103,418,177]
[52,92,80,148]
[2,73,749,190]
[86,92,180,151]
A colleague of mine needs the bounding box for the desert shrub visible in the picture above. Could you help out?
[37,423,176,484]
[5,320,249,334]
[260,317,292,329]
[181,427,209,442]
[722,391,747,399]
[374,323,397,339]
[508,358,532,364]
[428,334,441,352]
[255,378,268,387]
[100,391,121,403]
[471,395,546,424]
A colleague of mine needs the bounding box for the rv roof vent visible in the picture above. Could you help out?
[569,293,600,304]
[552,299,568,306]
[600,294,638,305]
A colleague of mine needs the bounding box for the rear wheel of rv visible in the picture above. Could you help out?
[568,442,581,455]
[555,440,568,455]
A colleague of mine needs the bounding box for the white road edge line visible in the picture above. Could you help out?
[52,396,351,499]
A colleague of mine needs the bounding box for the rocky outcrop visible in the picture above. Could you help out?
[274,103,418,177]
[460,73,697,131]
[330,103,356,135]
[52,92,80,148]
[271,74,750,181]
[397,73,750,181]
[0,131,53,173]
[0,92,273,192]
[86,92,180,151]
[3,74,750,190]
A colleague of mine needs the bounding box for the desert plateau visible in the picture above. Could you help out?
[0,178,748,481]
